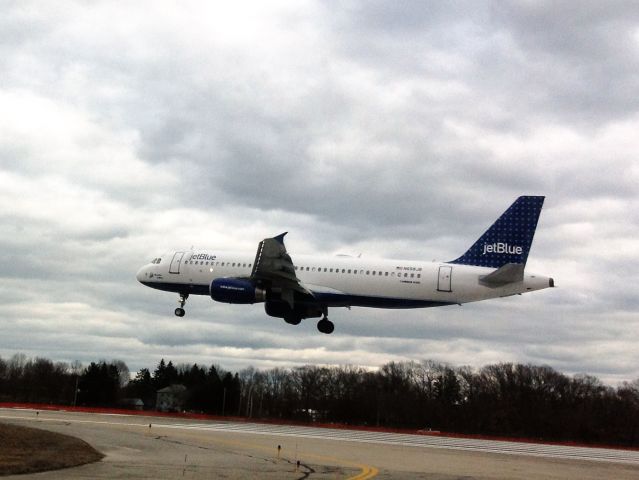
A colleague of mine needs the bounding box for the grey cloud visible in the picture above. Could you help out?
[0,1,638,385]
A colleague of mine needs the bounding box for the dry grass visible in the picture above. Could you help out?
[0,423,103,475]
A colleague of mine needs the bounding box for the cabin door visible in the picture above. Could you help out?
[437,266,452,292]
[169,252,185,274]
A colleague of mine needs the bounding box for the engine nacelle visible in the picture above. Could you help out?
[210,278,266,304]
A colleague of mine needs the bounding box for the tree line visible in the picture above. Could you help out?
[1,353,638,446]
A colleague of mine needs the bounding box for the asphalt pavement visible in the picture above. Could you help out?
[1,408,638,479]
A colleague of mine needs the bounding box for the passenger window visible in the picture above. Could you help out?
[342,269,346,273]
[243,263,246,267]
[348,269,351,274]
[410,273,414,278]
[385,272,389,276]
[366,271,370,275]
[329,268,333,272]
[404,273,408,277]
[324,268,327,272]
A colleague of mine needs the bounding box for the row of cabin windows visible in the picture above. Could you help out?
[294,266,421,279]
[187,260,252,268]
[182,260,420,279]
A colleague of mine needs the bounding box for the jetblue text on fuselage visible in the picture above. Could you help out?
[191,253,217,261]
[482,243,523,255]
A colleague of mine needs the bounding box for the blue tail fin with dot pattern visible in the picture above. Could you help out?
[449,196,545,268]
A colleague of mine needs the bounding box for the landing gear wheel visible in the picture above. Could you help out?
[174,293,189,317]
[317,318,334,334]
[284,316,302,325]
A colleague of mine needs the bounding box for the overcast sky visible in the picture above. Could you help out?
[1,1,638,384]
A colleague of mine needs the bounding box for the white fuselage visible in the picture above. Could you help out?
[136,250,552,309]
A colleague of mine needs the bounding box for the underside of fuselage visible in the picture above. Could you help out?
[138,280,455,309]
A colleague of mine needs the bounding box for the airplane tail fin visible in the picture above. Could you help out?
[449,196,545,268]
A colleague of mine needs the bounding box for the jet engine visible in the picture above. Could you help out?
[210,278,266,304]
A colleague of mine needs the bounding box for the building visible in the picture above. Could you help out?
[156,384,187,412]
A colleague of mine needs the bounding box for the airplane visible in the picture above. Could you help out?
[136,196,554,334]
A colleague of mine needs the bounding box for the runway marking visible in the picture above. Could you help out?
[155,421,639,465]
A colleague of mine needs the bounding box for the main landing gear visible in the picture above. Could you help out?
[317,316,334,334]
[284,316,302,325]
[174,293,188,317]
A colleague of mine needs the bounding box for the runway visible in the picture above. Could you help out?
[1,407,639,479]
[159,419,639,465]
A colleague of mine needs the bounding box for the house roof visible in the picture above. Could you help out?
[157,384,187,394]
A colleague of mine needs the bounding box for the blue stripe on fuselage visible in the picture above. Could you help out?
[310,291,452,309]
[140,281,453,309]
[139,281,210,295]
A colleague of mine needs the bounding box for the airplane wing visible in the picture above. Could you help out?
[250,232,314,307]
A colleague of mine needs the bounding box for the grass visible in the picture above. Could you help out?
[0,423,103,475]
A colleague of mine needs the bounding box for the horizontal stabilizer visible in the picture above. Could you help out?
[479,263,524,287]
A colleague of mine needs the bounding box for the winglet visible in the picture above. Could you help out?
[273,232,288,245]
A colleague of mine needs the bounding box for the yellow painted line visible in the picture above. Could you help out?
[341,461,379,479]
[300,450,379,479]
[0,411,379,479]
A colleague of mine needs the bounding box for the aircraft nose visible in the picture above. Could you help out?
[136,266,147,283]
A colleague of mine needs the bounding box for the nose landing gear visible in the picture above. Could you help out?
[174,293,188,317]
